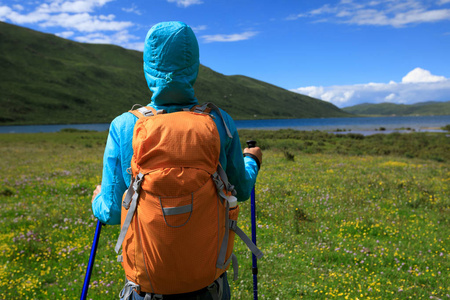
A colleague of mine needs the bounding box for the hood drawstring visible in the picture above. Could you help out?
[165,72,173,83]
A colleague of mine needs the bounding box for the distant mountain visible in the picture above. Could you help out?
[0,21,351,125]
[342,101,450,116]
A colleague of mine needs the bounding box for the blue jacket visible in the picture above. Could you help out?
[92,21,259,225]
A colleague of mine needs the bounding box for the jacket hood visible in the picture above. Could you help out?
[143,21,199,106]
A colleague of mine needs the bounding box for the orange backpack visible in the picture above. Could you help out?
[114,103,263,296]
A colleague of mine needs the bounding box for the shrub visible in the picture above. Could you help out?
[283,150,295,161]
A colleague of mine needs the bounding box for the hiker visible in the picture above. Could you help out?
[91,21,262,300]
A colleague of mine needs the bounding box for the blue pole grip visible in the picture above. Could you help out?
[80,220,103,300]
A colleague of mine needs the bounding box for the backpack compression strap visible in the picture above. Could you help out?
[212,164,263,280]
[115,173,145,255]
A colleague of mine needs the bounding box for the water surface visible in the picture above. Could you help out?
[1,115,449,134]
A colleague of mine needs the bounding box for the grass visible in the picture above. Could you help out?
[342,101,450,117]
[238,129,450,163]
[0,130,449,299]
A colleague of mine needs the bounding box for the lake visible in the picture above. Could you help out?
[1,115,449,134]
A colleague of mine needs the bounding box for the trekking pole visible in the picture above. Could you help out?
[246,140,259,300]
[80,220,103,300]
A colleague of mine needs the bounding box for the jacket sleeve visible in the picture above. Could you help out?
[220,110,259,202]
[91,117,129,225]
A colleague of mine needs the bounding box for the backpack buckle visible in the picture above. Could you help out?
[133,173,144,192]
[212,172,225,191]
[229,219,238,231]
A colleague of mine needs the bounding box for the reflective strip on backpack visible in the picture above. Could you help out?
[115,173,145,254]
[162,204,193,216]
[160,194,194,229]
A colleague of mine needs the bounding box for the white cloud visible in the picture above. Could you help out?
[292,68,450,107]
[122,4,142,15]
[75,31,115,43]
[73,29,144,50]
[56,30,75,38]
[13,4,24,11]
[385,93,396,101]
[291,0,450,27]
[1,1,130,30]
[37,0,114,14]
[167,0,203,8]
[38,13,133,32]
[191,25,207,32]
[0,8,49,24]
[0,0,139,50]
[0,6,12,21]
[402,67,446,83]
[201,31,258,43]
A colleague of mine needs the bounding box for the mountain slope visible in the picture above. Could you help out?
[342,101,450,116]
[0,21,351,125]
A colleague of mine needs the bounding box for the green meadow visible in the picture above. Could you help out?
[0,130,449,299]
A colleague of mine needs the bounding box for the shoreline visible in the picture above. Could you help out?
[1,115,449,134]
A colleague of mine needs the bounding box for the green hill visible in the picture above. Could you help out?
[343,101,450,116]
[0,21,351,125]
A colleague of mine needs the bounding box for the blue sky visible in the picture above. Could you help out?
[1,0,449,108]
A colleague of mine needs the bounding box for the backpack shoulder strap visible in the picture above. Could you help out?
[129,106,166,119]
[193,103,233,138]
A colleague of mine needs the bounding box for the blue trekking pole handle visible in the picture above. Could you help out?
[246,140,259,300]
[80,220,103,300]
